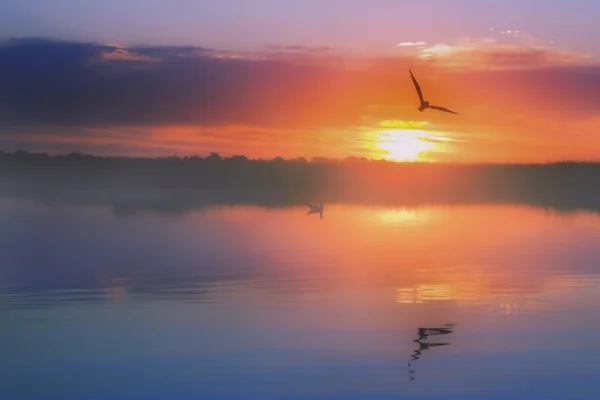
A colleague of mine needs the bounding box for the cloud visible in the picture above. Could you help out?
[419,43,455,58]
[397,42,427,47]
[1,37,600,161]
[265,44,333,52]
[0,38,370,130]
[98,46,157,62]
[417,36,591,69]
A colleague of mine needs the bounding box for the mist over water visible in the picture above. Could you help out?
[4,151,600,216]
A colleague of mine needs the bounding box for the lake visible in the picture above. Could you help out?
[2,199,600,399]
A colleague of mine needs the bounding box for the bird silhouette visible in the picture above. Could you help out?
[410,69,459,114]
[306,202,324,219]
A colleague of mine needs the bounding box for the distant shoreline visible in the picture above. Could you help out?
[2,149,600,166]
[2,150,600,214]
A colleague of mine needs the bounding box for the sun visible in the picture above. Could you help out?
[375,129,433,162]
[361,120,454,162]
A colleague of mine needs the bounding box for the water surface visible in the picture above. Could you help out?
[2,200,600,399]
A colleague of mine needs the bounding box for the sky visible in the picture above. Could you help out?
[1,0,600,162]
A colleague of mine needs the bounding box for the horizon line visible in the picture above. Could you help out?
[4,149,600,166]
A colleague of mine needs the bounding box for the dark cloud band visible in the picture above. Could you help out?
[0,37,598,133]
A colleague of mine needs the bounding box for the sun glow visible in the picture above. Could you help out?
[362,120,456,162]
[376,129,434,161]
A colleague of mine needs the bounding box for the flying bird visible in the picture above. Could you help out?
[410,69,459,115]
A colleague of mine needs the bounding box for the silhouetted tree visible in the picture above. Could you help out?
[1,150,600,213]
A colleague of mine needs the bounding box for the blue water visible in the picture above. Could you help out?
[2,199,600,399]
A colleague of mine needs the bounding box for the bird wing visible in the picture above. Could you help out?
[430,105,459,114]
[306,204,320,213]
[409,69,424,102]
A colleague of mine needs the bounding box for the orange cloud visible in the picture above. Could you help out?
[415,36,591,69]
[2,37,600,163]
[98,45,157,62]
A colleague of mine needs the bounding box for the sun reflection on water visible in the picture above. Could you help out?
[396,284,475,304]
[394,273,596,316]
[377,208,433,227]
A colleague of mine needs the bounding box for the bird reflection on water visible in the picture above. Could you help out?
[408,324,455,381]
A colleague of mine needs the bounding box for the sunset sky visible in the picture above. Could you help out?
[1,0,600,162]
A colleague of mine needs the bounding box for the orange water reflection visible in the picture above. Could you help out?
[184,204,600,316]
[5,201,600,398]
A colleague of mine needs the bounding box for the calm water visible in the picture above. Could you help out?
[2,199,600,399]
